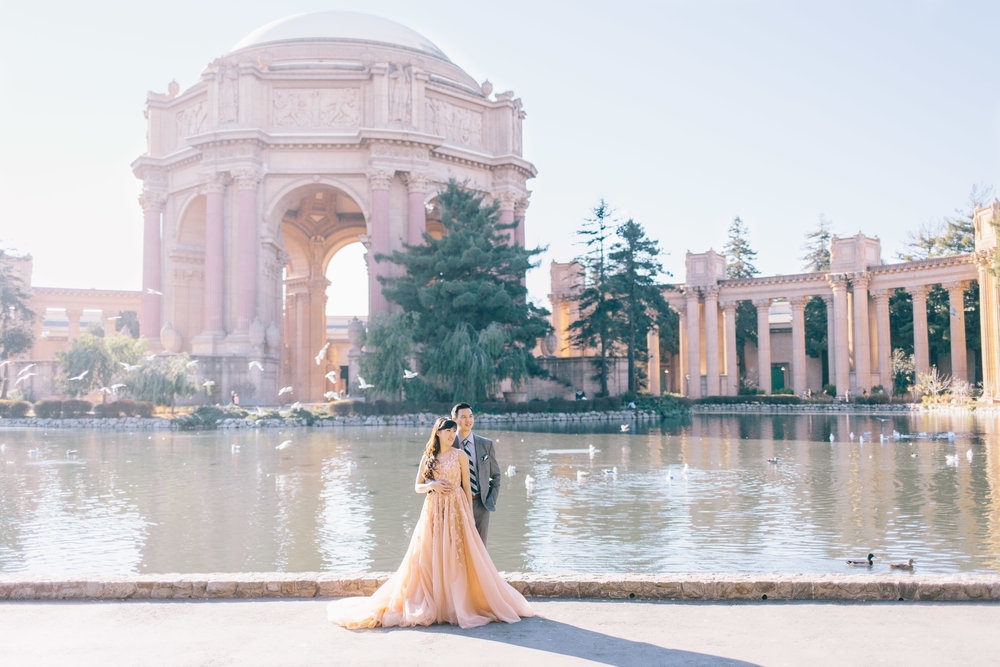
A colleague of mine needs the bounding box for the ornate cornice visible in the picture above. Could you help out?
[752,298,772,309]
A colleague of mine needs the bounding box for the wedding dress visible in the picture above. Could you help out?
[327,447,533,629]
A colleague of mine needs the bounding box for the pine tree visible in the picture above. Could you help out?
[723,217,759,383]
[376,180,550,401]
[801,215,833,272]
[607,219,669,394]
[568,199,620,396]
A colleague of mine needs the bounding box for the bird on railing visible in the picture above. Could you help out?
[846,553,875,567]
[888,558,915,570]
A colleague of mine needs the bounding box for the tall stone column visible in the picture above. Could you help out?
[754,298,772,394]
[722,300,738,396]
[851,274,872,391]
[406,172,429,246]
[976,252,999,401]
[368,170,393,316]
[647,325,660,396]
[66,308,83,340]
[828,274,851,397]
[677,308,688,394]
[514,198,528,247]
[946,281,968,382]
[234,169,260,331]
[497,192,517,246]
[202,175,227,337]
[790,296,807,396]
[822,295,834,388]
[704,286,720,396]
[286,276,330,402]
[685,288,701,397]
[907,285,930,377]
[872,288,892,391]
[139,189,165,340]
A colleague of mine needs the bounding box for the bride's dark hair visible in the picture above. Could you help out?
[421,417,457,481]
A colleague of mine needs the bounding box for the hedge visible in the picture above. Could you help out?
[692,395,804,405]
[0,400,31,418]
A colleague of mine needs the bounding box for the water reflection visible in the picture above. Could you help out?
[1,412,999,575]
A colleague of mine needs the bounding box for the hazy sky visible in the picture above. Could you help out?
[2,0,998,316]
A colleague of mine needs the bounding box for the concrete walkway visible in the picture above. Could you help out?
[3,598,998,666]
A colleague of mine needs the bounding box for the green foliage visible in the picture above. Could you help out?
[606,219,669,394]
[801,215,833,272]
[175,405,228,430]
[891,348,914,394]
[822,384,836,397]
[114,311,140,338]
[56,332,144,398]
[0,399,31,417]
[120,354,199,407]
[94,400,155,418]
[0,249,35,399]
[569,199,621,396]
[377,180,550,400]
[422,322,515,403]
[692,394,803,405]
[724,217,759,279]
[359,312,418,401]
[34,399,93,418]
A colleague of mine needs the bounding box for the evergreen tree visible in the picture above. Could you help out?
[723,217,759,382]
[607,219,669,394]
[0,248,36,399]
[568,199,620,396]
[801,215,833,272]
[377,180,550,400]
[359,312,418,401]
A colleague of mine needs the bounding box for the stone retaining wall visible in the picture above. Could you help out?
[2,573,998,602]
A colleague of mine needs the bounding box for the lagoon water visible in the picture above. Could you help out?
[2,413,999,576]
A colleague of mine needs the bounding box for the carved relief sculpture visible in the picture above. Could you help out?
[388,63,412,125]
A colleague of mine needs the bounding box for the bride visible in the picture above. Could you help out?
[327,417,534,629]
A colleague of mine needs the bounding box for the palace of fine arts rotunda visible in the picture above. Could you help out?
[128,11,535,404]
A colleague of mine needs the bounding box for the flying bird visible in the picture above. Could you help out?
[276,440,293,450]
[14,373,35,385]
[248,360,264,372]
[17,363,35,376]
[69,370,89,382]
[278,386,294,396]
[620,424,630,432]
[315,341,330,365]
[186,360,199,368]
[323,391,337,400]
[289,402,302,411]
[324,371,338,383]
[357,376,375,390]
[202,379,216,389]
[403,369,419,379]
[146,287,163,296]
[119,362,142,372]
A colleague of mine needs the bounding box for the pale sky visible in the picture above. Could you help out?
[2,1,998,316]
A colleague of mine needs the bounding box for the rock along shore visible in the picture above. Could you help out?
[2,572,998,602]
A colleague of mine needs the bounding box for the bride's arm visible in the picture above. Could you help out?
[414,454,448,494]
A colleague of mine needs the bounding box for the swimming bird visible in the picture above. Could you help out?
[767,457,778,464]
[603,467,618,477]
[278,386,294,396]
[829,433,835,443]
[357,376,375,390]
[27,449,40,458]
[524,474,535,490]
[403,369,419,379]
[69,370,89,382]
[888,558,915,570]
[849,432,855,441]
[506,465,516,477]
[248,360,264,372]
[577,470,589,482]
[146,287,163,295]
[315,341,330,365]
[276,440,293,450]
[231,444,241,453]
[967,449,973,463]
[846,553,875,567]
[65,449,78,458]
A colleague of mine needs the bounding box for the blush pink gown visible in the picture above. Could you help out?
[327,447,533,629]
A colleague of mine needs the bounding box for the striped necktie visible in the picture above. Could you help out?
[463,438,479,496]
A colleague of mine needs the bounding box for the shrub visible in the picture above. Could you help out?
[33,400,64,418]
[693,395,803,405]
[822,384,836,397]
[94,402,122,418]
[0,400,31,418]
[62,399,93,418]
[773,387,795,395]
[134,402,155,418]
[175,405,227,430]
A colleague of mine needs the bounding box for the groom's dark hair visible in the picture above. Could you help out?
[451,402,472,418]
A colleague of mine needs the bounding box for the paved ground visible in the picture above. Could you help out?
[3,597,998,666]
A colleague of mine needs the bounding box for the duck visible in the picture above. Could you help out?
[888,558,915,570]
[766,457,778,464]
[846,553,875,567]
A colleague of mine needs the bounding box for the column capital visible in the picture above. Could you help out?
[683,286,700,301]
[851,273,871,290]
[720,299,738,312]
[820,293,833,306]
[234,168,262,190]
[702,285,720,300]
[138,190,167,212]
[870,287,889,300]
[788,296,808,310]
[496,191,519,211]
[405,171,432,193]
[826,273,848,291]
[905,285,927,302]
[974,249,995,269]
[944,280,968,293]
[752,298,772,310]
[199,173,229,195]
[514,196,530,217]
[368,169,394,190]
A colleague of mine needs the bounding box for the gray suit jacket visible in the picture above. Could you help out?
[454,433,500,511]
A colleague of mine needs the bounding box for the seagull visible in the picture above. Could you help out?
[577,470,589,482]
[119,362,142,372]
[98,386,114,395]
[231,443,241,453]
[829,433,835,443]
[603,467,618,477]
[315,341,330,366]
[767,457,778,464]
[0,360,11,368]
[357,376,375,390]
[403,369,419,379]
[186,360,199,368]
[68,370,89,382]
[945,453,958,466]
[278,386,294,396]
[17,364,35,376]
[289,402,302,411]
[846,553,875,567]
[506,465,516,477]
[324,371,338,383]
[588,444,599,458]
[110,383,125,391]
[248,360,264,372]
[849,432,855,441]
[323,391,337,400]
[276,440,293,450]
[950,305,960,319]
[107,315,121,321]
[14,373,35,386]
[524,474,535,491]
[146,287,163,295]
[202,379,215,389]
[66,449,78,458]
[967,449,973,463]
[620,424,630,432]
[888,558,915,571]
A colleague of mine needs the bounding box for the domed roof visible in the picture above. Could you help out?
[231,11,450,61]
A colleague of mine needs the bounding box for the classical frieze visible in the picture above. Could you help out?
[272,88,361,128]
[425,97,482,147]
[176,101,208,138]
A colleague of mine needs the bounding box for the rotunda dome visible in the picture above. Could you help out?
[231,11,450,62]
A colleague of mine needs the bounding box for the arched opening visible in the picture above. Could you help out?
[277,186,366,402]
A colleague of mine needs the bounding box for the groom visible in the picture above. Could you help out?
[452,402,500,544]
